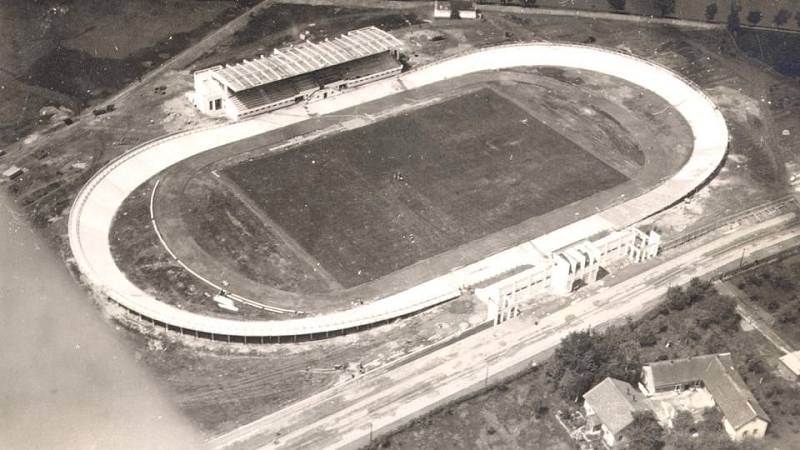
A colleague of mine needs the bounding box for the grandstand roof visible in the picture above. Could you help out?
[209,27,404,92]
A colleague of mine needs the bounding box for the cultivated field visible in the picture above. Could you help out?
[225,88,628,287]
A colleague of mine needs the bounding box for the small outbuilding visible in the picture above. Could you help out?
[3,165,24,180]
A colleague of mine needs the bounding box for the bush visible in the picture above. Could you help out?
[607,0,626,11]
[705,3,718,21]
[667,286,690,311]
[774,9,791,27]
[745,354,766,375]
[747,10,763,25]
[533,399,549,419]
[671,409,695,433]
[655,0,675,17]
[776,304,799,324]
[639,333,658,347]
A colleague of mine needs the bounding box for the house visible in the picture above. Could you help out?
[583,377,652,447]
[640,353,770,441]
[433,1,477,20]
[778,351,800,383]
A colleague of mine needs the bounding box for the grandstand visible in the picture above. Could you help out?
[193,27,404,120]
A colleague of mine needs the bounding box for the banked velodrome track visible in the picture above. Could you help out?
[68,43,729,340]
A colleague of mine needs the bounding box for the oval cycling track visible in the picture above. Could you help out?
[68,43,728,340]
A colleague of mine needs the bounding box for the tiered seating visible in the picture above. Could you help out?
[261,80,298,104]
[344,53,401,79]
[231,79,299,114]
[228,52,401,117]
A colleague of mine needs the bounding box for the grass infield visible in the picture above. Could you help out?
[224,88,628,287]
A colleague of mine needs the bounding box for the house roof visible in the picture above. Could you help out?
[645,353,770,430]
[779,351,800,376]
[583,378,651,435]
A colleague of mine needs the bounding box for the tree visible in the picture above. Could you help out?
[548,329,641,401]
[671,409,695,433]
[727,6,741,34]
[667,285,690,311]
[699,406,723,433]
[532,398,549,418]
[608,0,626,11]
[705,3,718,21]
[774,9,791,27]
[746,10,762,25]
[558,368,594,402]
[686,277,710,305]
[655,0,675,17]
[622,411,665,450]
[776,303,799,324]
[698,293,740,331]
[639,332,658,347]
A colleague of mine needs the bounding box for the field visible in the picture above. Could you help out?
[225,88,628,287]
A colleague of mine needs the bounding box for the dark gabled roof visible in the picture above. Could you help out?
[645,353,770,430]
[583,378,651,435]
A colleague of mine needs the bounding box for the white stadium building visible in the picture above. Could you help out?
[193,26,404,121]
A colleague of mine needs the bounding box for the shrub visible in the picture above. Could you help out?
[705,3,718,21]
[607,0,626,11]
[533,399,549,419]
[774,9,791,27]
[639,333,658,347]
[672,409,695,433]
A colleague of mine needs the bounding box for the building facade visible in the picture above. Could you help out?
[473,227,660,324]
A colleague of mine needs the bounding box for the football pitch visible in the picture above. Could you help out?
[224,88,629,287]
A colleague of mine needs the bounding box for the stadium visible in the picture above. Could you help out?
[68,32,729,343]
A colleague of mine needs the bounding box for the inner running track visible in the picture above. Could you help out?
[68,43,729,339]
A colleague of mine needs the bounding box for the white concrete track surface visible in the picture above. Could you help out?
[68,43,728,339]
